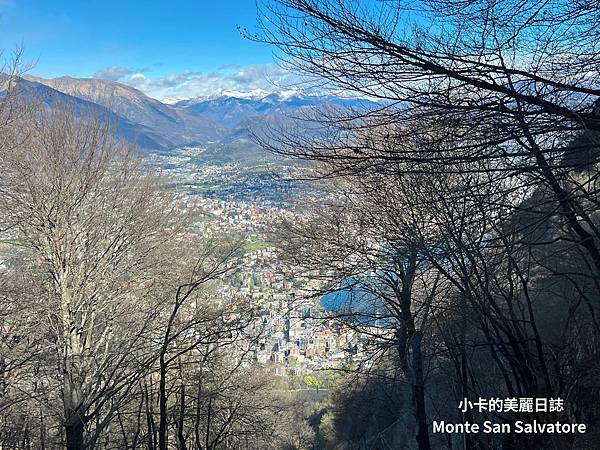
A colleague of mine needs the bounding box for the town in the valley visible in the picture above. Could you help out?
[149,146,366,380]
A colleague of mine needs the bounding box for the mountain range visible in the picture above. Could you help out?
[15,75,376,161]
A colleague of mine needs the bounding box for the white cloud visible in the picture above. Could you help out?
[93,66,149,81]
[92,64,311,101]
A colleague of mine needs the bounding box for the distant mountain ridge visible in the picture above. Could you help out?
[174,92,372,128]
[24,75,225,148]
[13,76,172,150]
[18,75,378,158]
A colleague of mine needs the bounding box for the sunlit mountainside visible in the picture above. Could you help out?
[21,74,377,165]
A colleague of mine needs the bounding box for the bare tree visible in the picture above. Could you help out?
[250,0,600,279]
[272,110,600,447]
[0,104,187,449]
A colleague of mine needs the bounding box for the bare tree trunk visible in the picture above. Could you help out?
[194,368,203,450]
[144,380,156,450]
[65,419,85,450]
[394,255,431,450]
[131,384,145,449]
[158,355,168,450]
[205,395,212,450]
[411,331,430,450]
[178,381,188,450]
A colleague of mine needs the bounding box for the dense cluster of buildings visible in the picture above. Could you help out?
[152,147,362,376]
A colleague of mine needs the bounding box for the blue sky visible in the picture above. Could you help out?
[0,0,288,100]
